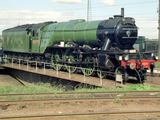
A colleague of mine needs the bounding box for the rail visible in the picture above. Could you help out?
[0,94,160,119]
[1,110,160,120]
[1,96,160,103]
[1,90,160,96]
[0,91,160,101]
[0,91,160,119]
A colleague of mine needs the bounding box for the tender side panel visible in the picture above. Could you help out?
[2,30,29,53]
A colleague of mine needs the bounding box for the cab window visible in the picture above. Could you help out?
[32,29,38,37]
[32,30,35,37]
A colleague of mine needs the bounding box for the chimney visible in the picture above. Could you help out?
[121,8,124,17]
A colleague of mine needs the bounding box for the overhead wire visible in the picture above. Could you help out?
[27,0,159,11]
[0,0,158,22]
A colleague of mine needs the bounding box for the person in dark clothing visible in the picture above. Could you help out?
[0,47,4,64]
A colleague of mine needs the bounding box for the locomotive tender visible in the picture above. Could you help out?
[2,12,157,83]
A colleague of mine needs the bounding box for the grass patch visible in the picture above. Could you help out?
[155,61,160,69]
[115,97,121,103]
[114,84,159,91]
[74,84,160,92]
[38,104,45,109]
[0,82,64,94]
[0,83,160,94]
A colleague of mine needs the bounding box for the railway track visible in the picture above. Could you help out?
[1,91,160,120]
[0,110,160,120]
[0,96,160,107]
[0,91,160,106]
[0,91,160,101]
[0,95,160,104]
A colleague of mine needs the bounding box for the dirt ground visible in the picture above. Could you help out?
[0,98,160,120]
[0,67,23,87]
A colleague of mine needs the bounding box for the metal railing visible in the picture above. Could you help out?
[1,56,110,86]
[1,56,160,79]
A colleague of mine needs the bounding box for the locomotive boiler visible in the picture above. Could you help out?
[2,10,157,83]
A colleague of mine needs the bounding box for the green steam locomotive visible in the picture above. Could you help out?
[2,14,157,83]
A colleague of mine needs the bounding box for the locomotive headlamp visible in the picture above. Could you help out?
[123,54,129,61]
[152,53,159,60]
[151,53,154,57]
[129,49,136,53]
[105,31,108,35]
[153,55,158,60]
[119,56,122,60]
[155,56,159,60]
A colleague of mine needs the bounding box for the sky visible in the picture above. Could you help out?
[0,0,158,39]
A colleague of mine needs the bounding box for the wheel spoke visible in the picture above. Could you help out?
[65,49,77,73]
[51,50,62,71]
[81,56,95,76]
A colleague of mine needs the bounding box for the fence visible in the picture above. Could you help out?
[1,56,112,86]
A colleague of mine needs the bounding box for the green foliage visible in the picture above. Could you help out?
[0,82,64,94]
[74,84,160,92]
[115,97,121,103]
[0,82,160,94]
[115,84,159,91]
[155,61,160,69]
[38,104,45,109]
